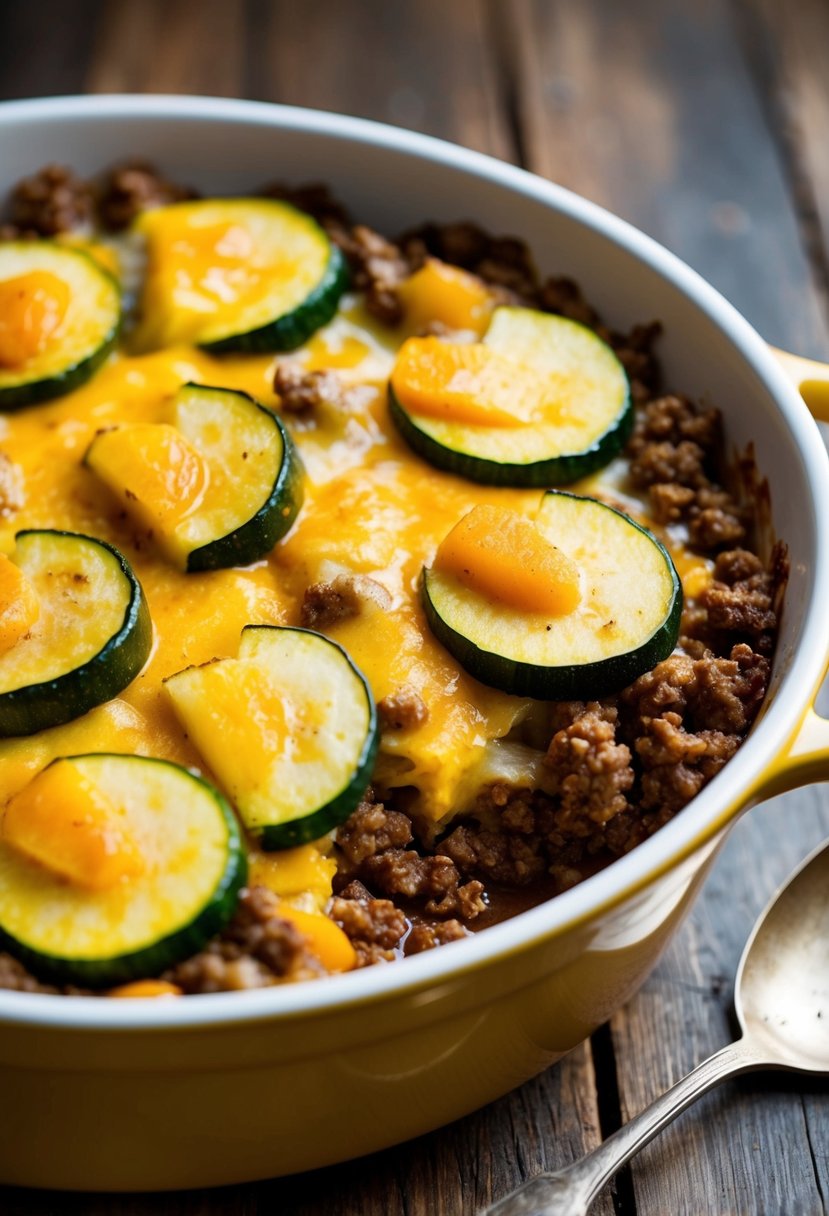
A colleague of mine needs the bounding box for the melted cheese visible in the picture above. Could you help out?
[0,291,702,880]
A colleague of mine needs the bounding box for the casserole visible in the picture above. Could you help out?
[0,93,828,1191]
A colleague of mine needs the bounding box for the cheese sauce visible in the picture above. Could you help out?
[0,293,710,848]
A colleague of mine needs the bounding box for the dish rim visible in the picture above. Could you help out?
[0,92,827,1033]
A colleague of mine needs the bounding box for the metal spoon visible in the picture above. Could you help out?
[481,838,829,1216]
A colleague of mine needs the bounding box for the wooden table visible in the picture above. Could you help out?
[2,2,829,1212]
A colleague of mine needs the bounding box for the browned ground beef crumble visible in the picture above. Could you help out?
[163,887,325,992]
[377,686,430,731]
[0,164,95,239]
[0,169,787,994]
[299,573,391,629]
[274,361,347,414]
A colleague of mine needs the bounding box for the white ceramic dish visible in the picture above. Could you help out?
[0,94,828,1192]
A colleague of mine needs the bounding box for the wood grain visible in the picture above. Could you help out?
[249,0,515,161]
[86,0,246,96]
[0,0,103,99]
[1,2,829,1213]
[493,0,829,357]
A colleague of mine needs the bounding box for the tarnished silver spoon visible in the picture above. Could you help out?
[482,839,829,1216]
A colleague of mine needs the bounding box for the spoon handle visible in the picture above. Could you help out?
[482,1036,769,1216]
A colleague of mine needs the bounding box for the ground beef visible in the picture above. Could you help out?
[441,817,547,887]
[688,543,787,657]
[337,224,411,324]
[328,882,408,966]
[359,850,486,918]
[626,394,749,551]
[3,164,94,236]
[377,686,429,731]
[0,452,24,517]
[0,953,94,997]
[537,274,601,327]
[687,488,747,549]
[335,799,486,920]
[440,625,771,889]
[164,887,323,993]
[260,180,351,231]
[405,919,468,954]
[0,952,61,995]
[543,702,634,833]
[649,481,696,523]
[336,798,414,866]
[630,392,722,450]
[701,576,777,638]
[299,573,391,629]
[622,643,769,738]
[608,320,663,403]
[274,362,345,413]
[634,712,739,812]
[97,160,194,229]
[630,437,710,490]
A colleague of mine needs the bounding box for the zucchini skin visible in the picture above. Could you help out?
[0,757,246,988]
[388,381,634,487]
[185,396,305,572]
[201,244,349,355]
[0,326,120,412]
[0,247,121,412]
[0,532,152,738]
[422,504,683,700]
[254,627,380,850]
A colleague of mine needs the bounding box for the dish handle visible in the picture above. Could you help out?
[753,700,829,801]
[752,345,829,799]
[771,346,829,423]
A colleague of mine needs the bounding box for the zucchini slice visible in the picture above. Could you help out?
[423,491,682,699]
[389,306,632,486]
[131,198,348,354]
[0,754,245,986]
[85,383,304,572]
[0,531,152,738]
[165,625,379,850]
[0,242,120,410]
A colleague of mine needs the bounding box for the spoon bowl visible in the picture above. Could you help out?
[736,841,829,1073]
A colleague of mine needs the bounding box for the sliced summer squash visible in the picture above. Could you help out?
[85,383,303,571]
[423,491,682,699]
[0,754,245,986]
[165,625,378,849]
[0,242,120,410]
[0,531,152,738]
[131,198,348,353]
[389,305,632,485]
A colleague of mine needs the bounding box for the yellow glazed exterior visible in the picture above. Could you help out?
[0,97,828,1191]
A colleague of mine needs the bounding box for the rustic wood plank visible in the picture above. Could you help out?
[0,0,103,100]
[733,0,829,337]
[247,0,515,161]
[493,0,829,358]
[86,0,245,97]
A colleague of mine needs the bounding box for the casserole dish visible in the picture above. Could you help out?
[0,93,828,1191]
